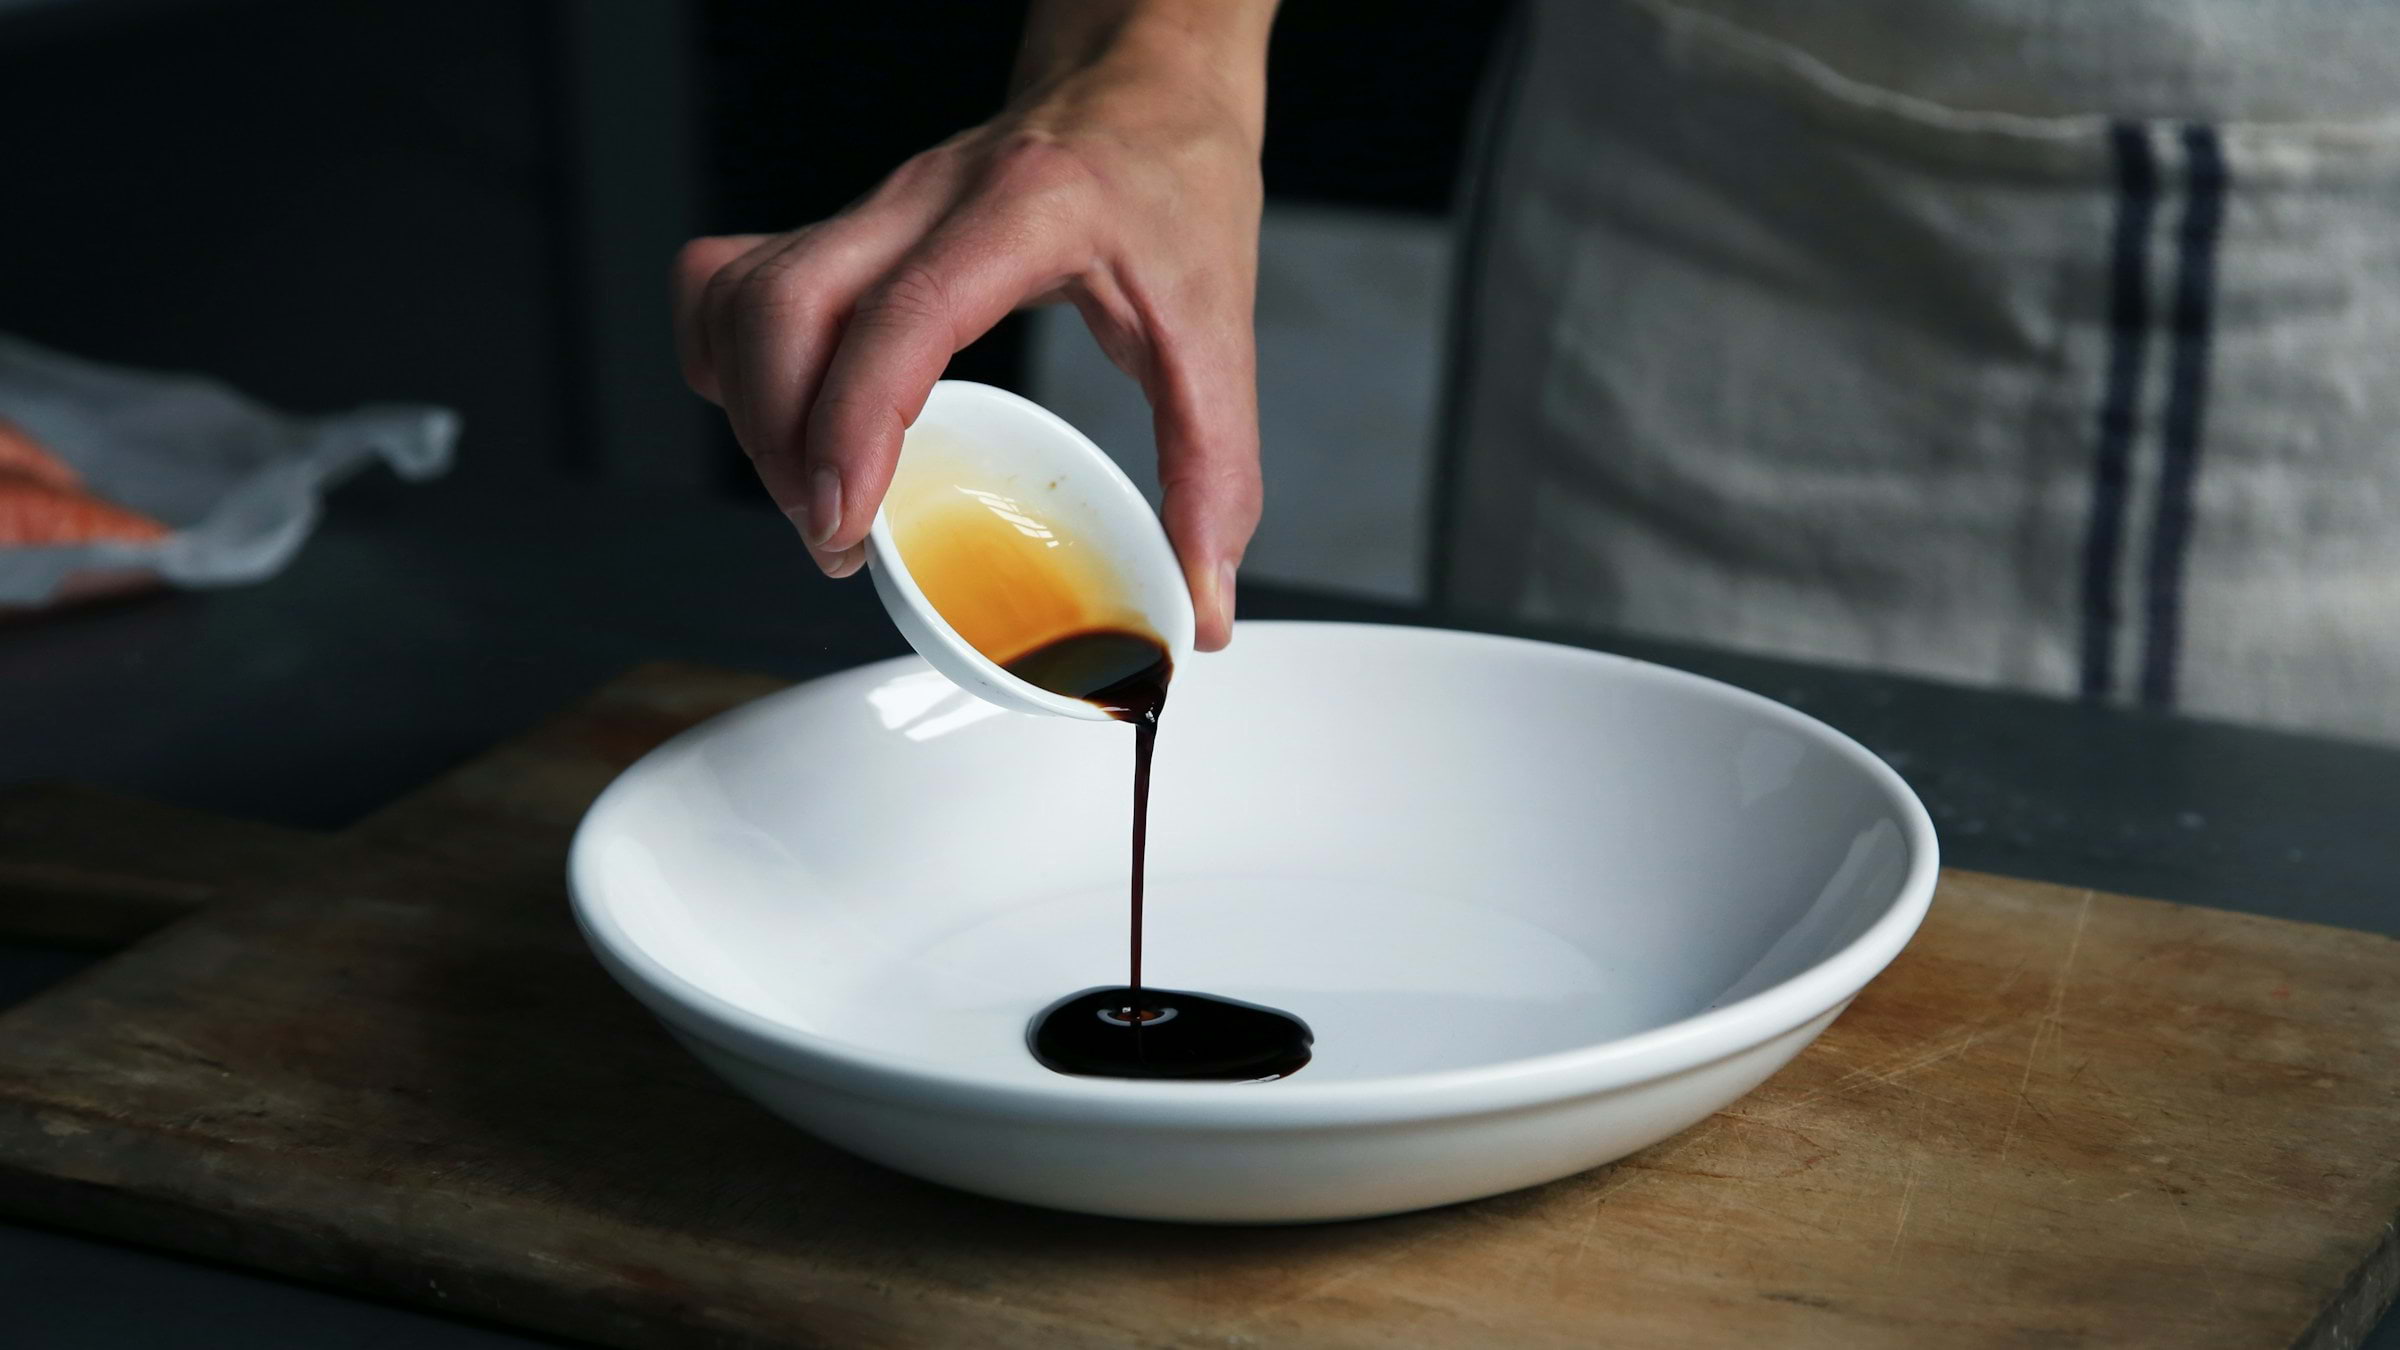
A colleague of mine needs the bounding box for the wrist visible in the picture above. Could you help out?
[1012,1,1274,147]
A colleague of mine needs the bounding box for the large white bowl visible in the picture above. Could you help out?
[568,622,1938,1223]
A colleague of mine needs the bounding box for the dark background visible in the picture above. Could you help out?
[0,0,1504,493]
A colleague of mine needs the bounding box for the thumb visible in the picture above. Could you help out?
[1143,304,1262,653]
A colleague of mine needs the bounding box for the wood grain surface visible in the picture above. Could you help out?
[0,661,2393,1349]
[0,782,329,948]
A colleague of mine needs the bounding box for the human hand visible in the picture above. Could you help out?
[672,9,1270,649]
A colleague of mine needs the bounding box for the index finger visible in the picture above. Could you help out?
[800,215,1072,552]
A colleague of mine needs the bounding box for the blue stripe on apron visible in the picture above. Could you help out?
[2081,122,2227,708]
[2140,124,2228,709]
[2078,123,2159,700]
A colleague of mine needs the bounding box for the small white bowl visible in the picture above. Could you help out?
[864,380,1194,721]
[568,623,1938,1223]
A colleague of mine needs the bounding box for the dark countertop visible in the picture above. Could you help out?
[4,474,2396,1347]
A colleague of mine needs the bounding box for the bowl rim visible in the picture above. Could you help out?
[568,621,1940,1128]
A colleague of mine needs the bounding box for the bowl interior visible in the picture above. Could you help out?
[577,624,1925,1087]
[868,380,1195,720]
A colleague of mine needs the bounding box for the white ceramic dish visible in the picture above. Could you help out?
[864,379,1194,721]
[568,622,1938,1223]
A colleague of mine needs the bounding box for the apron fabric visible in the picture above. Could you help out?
[1436,0,2400,744]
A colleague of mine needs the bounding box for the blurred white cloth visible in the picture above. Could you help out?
[1674,0,2400,123]
[0,334,456,606]
[1442,0,2400,744]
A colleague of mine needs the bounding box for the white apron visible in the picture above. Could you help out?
[1436,0,2400,744]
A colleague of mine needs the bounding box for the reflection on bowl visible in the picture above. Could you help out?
[569,622,1938,1222]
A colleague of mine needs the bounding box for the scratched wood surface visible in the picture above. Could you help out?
[1,662,2395,1350]
[0,782,330,948]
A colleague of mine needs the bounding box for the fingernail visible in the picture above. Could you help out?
[809,541,866,579]
[807,465,843,548]
[1216,560,1238,626]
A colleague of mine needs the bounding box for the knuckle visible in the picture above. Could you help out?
[984,130,1102,202]
[857,263,953,331]
[698,253,752,315]
[671,237,719,291]
[879,146,953,198]
[1163,442,1264,512]
[667,234,729,289]
[734,246,802,293]
[727,257,827,328]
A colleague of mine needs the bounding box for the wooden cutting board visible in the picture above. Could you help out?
[1,662,2395,1349]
